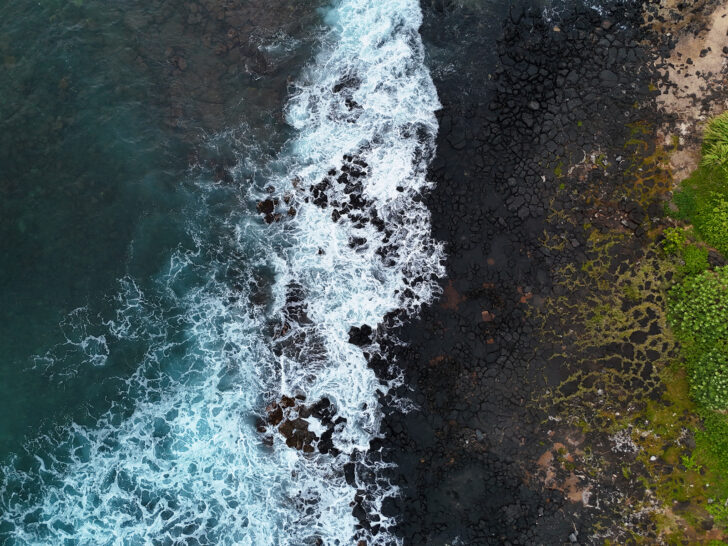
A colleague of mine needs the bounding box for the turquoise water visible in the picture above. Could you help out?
[0,0,442,543]
[0,0,189,458]
[0,0,319,463]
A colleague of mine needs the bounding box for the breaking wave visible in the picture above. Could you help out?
[0,0,443,543]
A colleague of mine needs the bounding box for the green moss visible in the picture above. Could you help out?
[622,125,674,208]
[627,365,728,539]
[622,283,641,302]
[534,113,728,540]
[696,411,728,481]
[596,153,607,170]
[539,221,725,539]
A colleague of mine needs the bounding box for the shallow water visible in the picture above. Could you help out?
[0,0,443,543]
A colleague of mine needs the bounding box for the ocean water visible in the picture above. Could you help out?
[0,0,443,544]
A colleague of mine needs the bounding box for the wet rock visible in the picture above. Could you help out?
[348,324,373,346]
[257,198,280,224]
[262,395,342,455]
[709,249,726,267]
[257,199,275,214]
[348,236,367,248]
[310,179,331,208]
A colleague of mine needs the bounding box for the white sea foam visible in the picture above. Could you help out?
[542,0,638,22]
[0,0,443,544]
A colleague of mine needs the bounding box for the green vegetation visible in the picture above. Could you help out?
[537,113,728,541]
[703,112,728,172]
[668,268,728,348]
[672,135,728,255]
[681,244,709,275]
[661,225,709,274]
[664,112,728,536]
[661,226,686,255]
[690,344,728,410]
[698,193,728,256]
[680,453,701,471]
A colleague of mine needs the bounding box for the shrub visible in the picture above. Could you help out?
[696,193,728,256]
[672,113,728,255]
[708,500,728,528]
[668,267,728,348]
[698,411,728,473]
[662,226,686,255]
[703,112,728,172]
[681,244,709,275]
[690,346,728,410]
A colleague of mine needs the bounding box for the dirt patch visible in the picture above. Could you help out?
[667,136,702,182]
[646,0,722,36]
[652,1,728,180]
[657,1,728,117]
[535,441,592,507]
[441,280,465,310]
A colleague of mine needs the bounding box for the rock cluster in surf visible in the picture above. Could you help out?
[260,395,343,455]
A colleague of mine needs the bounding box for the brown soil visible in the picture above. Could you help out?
[652,0,728,181]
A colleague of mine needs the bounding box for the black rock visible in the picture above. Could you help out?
[348,324,373,346]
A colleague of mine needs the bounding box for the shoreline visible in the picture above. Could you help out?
[4,0,728,542]
[377,1,728,543]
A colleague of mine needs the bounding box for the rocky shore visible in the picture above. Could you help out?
[373,1,728,544]
[6,0,728,542]
[117,0,728,542]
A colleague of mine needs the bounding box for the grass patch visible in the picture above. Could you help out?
[703,112,728,172]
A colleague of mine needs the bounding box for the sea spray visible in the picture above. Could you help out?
[0,0,442,543]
